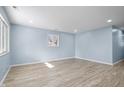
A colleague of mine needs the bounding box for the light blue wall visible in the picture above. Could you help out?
[0,6,124,85]
[112,26,124,63]
[11,25,117,65]
[11,24,75,65]
[0,7,10,81]
[75,27,113,64]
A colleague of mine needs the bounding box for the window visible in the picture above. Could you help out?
[0,15,9,56]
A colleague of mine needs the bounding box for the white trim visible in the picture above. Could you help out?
[0,14,10,57]
[0,66,11,87]
[113,59,124,65]
[47,57,74,62]
[0,14,9,27]
[0,19,3,54]
[11,57,74,67]
[75,56,113,65]
[11,56,117,67]
[11,60,47,67]
[0,52,9,57]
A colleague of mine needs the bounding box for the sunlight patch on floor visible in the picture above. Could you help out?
[44,62,55,68]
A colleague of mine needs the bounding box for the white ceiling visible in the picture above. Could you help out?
[4,6,124,33]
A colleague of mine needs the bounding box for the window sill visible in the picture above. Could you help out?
[0,52,9,57]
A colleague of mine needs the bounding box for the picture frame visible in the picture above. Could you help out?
[48,34,59,47]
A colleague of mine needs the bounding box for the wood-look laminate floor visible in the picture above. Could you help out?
[3,58,124,87]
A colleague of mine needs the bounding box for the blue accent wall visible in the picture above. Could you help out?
[75,27,113,64]
[112,26,124,63]
[10,24,75,65]
[0,7,10,82]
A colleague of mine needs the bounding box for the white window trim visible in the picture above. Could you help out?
[0,14,10,57]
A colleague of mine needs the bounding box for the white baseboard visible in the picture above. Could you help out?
[10,56,124,67]
[75,56,113,65]
[0,66,11,87]
[113,59,124,65]
[11,56,116,67]
[11,57,74,67]
[46,57,74,62]
[11,60,45,67]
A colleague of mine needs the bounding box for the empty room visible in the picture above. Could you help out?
[1,6,124,87]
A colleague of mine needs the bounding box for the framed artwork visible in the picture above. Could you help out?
[48,34,59,47]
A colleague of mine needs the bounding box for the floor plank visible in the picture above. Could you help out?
[3,58,124,87]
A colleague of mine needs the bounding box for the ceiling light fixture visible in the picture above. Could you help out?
[107,19,112,23]
[74,29,78,33]
[12,6,17,9]
[29,20,33,23]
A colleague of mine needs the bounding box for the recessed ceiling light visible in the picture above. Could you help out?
[74,29,78,33]
[12,6,17,9]
[107,19,112,23]
[29,20,33,23]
